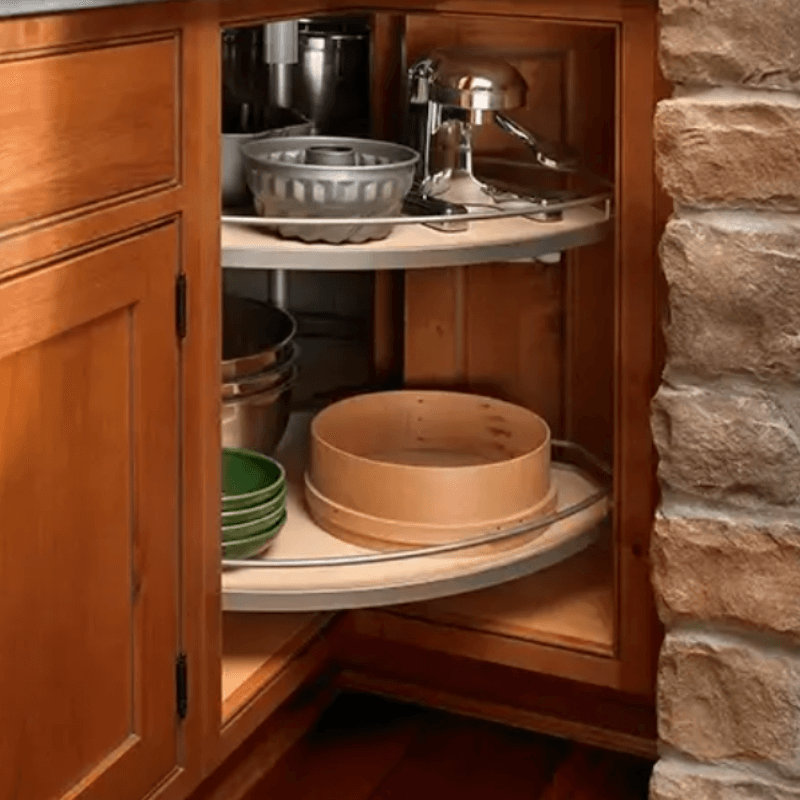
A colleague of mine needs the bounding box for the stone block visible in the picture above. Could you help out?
[651,759,800,800]
[651,514,800,638]
[656,92,800,209]
[660,213,800,379]
[658,632,800,776]
[660,0,800,91]
[652,382,800,507]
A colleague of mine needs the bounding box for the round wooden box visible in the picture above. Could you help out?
[305,390,554,550]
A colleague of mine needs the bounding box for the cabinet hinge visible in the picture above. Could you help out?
[175,274,187,339]
[176,653,188,720]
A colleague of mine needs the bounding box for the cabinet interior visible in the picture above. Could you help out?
[218,9,621,727]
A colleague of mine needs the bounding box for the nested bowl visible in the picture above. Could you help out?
[222,448,286,511]
[221,511,287,560]
[222,294,296,382]
[221,369,296,456]
[305,390,552,549]
[221,483,288,527]
[220,503,287,542]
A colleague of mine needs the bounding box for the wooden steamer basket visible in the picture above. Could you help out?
[304,391,557,553]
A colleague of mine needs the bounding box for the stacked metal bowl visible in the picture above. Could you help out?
[221,293,297,455]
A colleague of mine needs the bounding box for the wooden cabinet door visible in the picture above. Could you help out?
[0,223,182,800]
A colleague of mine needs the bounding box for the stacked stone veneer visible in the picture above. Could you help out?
[651,2,800,799]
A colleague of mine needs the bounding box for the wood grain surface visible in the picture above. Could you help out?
[245,693,653,800]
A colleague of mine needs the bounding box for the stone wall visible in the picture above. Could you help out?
[652,2,800,798]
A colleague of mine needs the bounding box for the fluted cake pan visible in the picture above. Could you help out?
[240,135,419,243]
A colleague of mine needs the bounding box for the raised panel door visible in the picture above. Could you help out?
[0,223,181,800]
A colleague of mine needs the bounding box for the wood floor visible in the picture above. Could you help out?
[246,693,654,800]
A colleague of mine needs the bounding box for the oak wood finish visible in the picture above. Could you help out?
[245,695,425,800]
[246,693,653,800]
[217,633,334,766]
[0,34,178,234]
[0,189,184,283]
[370,13,406,142]
[613,2,663,696]
[0,6,221,800]
[362,0,653,23]
[372,270,404,383]
[370,14,406,385]
[390,535,614,656]
[392,4,660,698]
[333,642,657,758]
[222,614,333,722]
[463,261,565,435]
[0,224,180,800]
[341,608,622,689]
[189,678,337,800]
[404,267,465,383]
[180,4,228,790]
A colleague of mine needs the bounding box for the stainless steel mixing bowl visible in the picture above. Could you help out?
[221,106,313,208]
[221,368,296,455]
[240,135,419,243]
[222,294,297,382]
[221,343,299,400]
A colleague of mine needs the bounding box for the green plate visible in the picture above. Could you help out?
[221,511,286,560]
[221,483,288,527]
[221,503,286,542]
[222,448,285,511]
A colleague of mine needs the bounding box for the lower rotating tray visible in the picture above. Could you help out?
[221,414,610,612]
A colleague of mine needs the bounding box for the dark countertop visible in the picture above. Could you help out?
[0,0,179,18]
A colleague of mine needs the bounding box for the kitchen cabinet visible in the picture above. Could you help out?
[332,2,665,704]
[0,6,220,800]
[214,0,664,741]
[0,224,182,800]
[0,2,664,800]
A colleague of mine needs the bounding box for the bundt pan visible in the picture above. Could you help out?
[240,135,419,243]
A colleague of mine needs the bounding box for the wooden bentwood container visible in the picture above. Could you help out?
[305,391,556,551]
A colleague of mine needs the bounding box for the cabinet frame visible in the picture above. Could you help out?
[211,0,663,702]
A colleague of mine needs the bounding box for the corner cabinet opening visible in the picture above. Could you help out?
[215,3,661,739]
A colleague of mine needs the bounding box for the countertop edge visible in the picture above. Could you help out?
[0,0,184,20]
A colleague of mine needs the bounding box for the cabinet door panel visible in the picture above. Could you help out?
[0,224,180,800]
[0,36,178,233]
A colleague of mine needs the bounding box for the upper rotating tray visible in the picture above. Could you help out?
[221,203,611,271]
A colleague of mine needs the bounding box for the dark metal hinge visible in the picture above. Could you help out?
[176,653,188,720]
[175,274,187,339]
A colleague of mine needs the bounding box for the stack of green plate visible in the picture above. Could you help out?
[221,448,287,560]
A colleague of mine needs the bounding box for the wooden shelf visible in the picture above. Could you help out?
[221,206,610,271]
[391,533,615,656]
[221,612,330,721]
[221,414,610,612]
